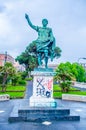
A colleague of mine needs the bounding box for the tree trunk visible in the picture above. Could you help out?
[2,73,8,92]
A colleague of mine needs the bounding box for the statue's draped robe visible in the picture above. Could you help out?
[33,26,55,60]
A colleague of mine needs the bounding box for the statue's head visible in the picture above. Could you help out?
[42,19,48,27]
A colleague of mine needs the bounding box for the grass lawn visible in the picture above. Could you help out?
[0,85,26,99]
[6,85,26,91]
[53,84,86,99]
[0,91,25,99]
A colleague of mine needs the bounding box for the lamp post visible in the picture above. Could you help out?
[4,51,7,64]
[77,57,86,82]
[78,57,86,69]
[78,57,86,63]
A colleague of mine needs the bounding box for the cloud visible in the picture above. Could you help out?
[0,4,6,13]
[0,0,86,63]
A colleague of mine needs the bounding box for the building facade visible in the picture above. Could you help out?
[14,61,25,72]
[0,53,14,66]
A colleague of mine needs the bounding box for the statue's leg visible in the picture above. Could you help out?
[44,49,48,68]
[50,38,55,61]
[37,53,42,66]
[50,50,54,61]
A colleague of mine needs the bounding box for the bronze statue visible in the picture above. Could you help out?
[25,14,56,68]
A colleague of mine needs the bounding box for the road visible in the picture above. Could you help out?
[0,81,86,130]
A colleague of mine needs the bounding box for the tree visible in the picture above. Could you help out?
[26,42,62,59]
[84,71,86,82]
[16,48,38,73]
[53,46,62,58]
[16,42,61,73]
[0,66,3,84]
[11,71,26,86]
[71,63,86,82]
[55,62,86,92]
[55,62,74,92]
[11,73,20,86]
[0,62,16,92]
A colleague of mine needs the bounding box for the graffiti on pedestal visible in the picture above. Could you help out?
[36,77,53,98]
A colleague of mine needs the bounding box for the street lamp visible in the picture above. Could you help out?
[78,57,86,63]
[4,51,7,63]
[78,57,86,69]
[77,57,86,82]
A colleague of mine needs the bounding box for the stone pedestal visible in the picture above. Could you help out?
[29,68,57,108]
[8,69,80,122]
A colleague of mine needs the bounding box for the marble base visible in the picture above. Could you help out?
[8,106,80,123]
[29,96,57,108]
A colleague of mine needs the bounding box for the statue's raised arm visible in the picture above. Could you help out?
[25,14,38,31]
[25,14,57,68]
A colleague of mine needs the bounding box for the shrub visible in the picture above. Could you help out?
[21,71,28,80]
[25,77,33,81]
[18,80,26,85]
[60,81,71,92]
[0,75,3,84]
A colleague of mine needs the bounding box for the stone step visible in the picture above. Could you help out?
[8,107,80,123]
[23,115,80,122]
[9,115,80,123]
[18,108,70,117]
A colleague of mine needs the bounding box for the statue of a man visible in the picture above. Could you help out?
[25,14,55,68]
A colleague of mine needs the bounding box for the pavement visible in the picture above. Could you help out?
[74,82,86,91]
[0,81,86,130]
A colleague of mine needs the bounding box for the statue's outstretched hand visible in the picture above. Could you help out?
[25,14,34,28]
[25,13,29,20]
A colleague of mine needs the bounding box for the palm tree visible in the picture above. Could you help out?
[55,65,75,92]
[1,62,16,92]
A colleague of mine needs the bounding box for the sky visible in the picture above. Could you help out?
[0,0,86,64]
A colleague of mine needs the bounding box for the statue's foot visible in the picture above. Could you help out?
[38,65,43,68]
[45,66,48,69]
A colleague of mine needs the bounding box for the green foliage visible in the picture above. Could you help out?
[25,77,33,81]
[0,85,26,99]
[53,92,62,98]
[84,71,86,82]
[11,72,26,86]
[0,74,3,84]
[16,42,61,71]
[53,84,86,98]
[55,62,86,82]
[60,81,71,92]
[21,71,28,80]
[18,80,26,85]
[53,84,61,91]
[53,47,62,58]
[16,48,38,72]
[71,63,85,82]
[54,62,86,93]
[11,74,19,86]
[0,67,27,88]
[53,91,86,99]
[26,42,37,55]
[0,91,25,99]
[0,85,26,91]
[55,62,75,92]
[0,62,16,92]
[9,92,25,99]
[53,84,78,91]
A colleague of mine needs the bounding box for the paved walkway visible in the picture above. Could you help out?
[0,81,86,130]
[24,81,33,99]
[74,82,86,91]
